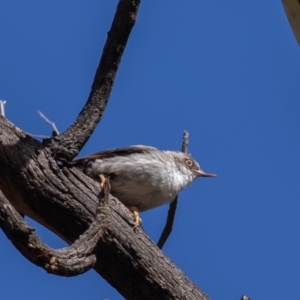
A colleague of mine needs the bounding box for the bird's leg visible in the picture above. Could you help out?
[96,174,110,217]
[99,175,142,226]
[127,206,142,226]
[98,174,106,189]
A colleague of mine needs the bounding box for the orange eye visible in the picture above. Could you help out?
[185,159,193,167]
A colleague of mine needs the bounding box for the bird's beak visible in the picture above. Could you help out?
[194,169,217,177]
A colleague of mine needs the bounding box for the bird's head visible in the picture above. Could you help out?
[170,152,216,182]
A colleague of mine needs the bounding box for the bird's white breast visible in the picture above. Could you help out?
[84,151,195,212]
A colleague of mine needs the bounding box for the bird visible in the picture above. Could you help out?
[72,145,216,225]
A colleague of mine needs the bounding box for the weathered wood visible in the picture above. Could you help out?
[0,0,210,298]
[0,116,209,299]
[44,0,142,161]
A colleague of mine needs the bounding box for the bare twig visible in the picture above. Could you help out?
[37,110,60,135]
[181,130,189,154]
[157,196,178,249]
[0,100,7,117]
[24,132,50,139]
[24,110,60,139]
[157,131,189,249]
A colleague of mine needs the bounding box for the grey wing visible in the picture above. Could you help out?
[72,145,157,164]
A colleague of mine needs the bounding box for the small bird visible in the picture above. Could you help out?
[73,145,216,225]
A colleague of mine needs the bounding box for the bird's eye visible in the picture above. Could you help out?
[185,159,193,167]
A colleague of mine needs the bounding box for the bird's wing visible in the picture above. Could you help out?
[72,145,157,164]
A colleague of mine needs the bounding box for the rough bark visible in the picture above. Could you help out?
[0,189,109,276]
[0,116,209,299]
[0,0,210,299]
[44,0,141,161]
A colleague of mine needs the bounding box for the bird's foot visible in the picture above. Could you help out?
[127,206,142,227]
[98,174,106,189]
[96,174,111,217]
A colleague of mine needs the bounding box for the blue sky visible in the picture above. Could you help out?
[1,1,299,299]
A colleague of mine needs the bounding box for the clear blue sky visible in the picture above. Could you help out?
[1,1,299,299]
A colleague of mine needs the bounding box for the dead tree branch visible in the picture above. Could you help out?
[0,100,6,117]
[43,0,140,161]
[157,131,189,249]
[0,190,108,276]
[0,0,210,299]
[0,114,209,300]
[37,110,60,135]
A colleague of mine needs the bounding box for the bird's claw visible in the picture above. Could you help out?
[98,174,106,189]
[127,206,142,227]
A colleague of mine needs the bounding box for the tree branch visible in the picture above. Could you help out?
[0,190,108,276]
[0,1,211,298]
[0,115,209,299]
[157,131,189,249]
[0,100,6,117]
[37,110,60,135]
[43,0,141,161]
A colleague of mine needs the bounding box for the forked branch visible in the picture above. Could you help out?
[0,0,210,298]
